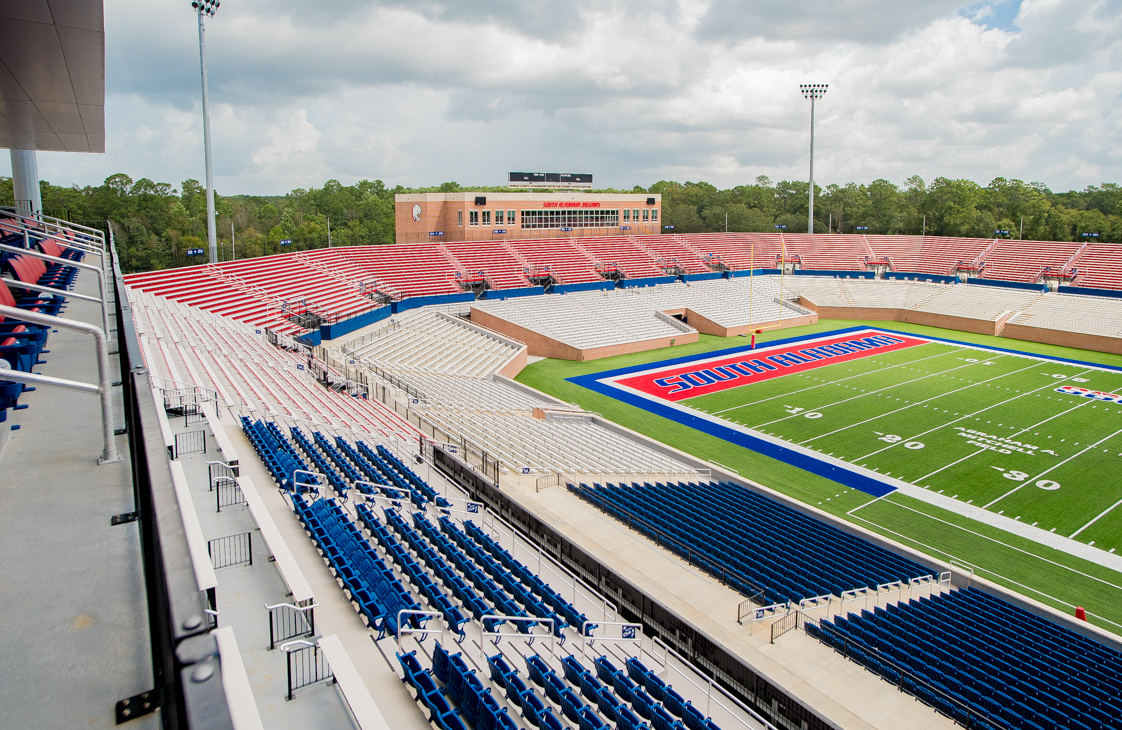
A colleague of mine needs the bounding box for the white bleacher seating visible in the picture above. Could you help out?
[910,284,1044,322]
[1013,293,1122,338]
[128,288,417,440]
[342,309,521,377]
[474,278,802,352]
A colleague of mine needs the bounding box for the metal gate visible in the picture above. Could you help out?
[267,602,316,650]
[208,532,252,569]
[281,641,332,700]
[216,480,245,512]
[173,429,207,458]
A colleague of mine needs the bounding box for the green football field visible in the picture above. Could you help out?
[683,338,1122,548]
[516,319,1122,635]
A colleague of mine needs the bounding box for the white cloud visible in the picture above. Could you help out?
[8,0,1121,194]
[249,109,328,188]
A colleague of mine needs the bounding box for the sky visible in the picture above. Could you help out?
[15,0,1122,195]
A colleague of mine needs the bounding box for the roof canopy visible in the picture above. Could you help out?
[0,0,104,153]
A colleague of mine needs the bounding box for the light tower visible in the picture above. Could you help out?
[799,83,827,235]
[192,0,220,263]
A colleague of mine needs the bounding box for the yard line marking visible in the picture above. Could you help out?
[1071,495,1122,539]
[751,353,1012,431]
[796,358,1049,446]
[860,496,1122,594]
[857,367,1098,463]
[849,508,1122,630]
[984,424,1122,509]
[847,494,887,515]
[710,344,971,415]
[914,447,990,483]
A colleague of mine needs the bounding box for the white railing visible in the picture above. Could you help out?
[580,620,642,661]
[479,615,555,659]
[740,601,790,625]
[482,510,620,623]
[395,609,444,659]
[649,636,779,730]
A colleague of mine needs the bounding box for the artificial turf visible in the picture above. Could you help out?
[516,319,1122,634]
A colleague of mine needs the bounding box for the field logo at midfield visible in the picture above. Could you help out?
[612,330,927,402]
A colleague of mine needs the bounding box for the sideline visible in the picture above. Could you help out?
[848,502,1122,633]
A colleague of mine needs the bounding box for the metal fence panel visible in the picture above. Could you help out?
[208,533,252,570]
[174,429,207,458]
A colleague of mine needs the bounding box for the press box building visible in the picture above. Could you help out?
[395,191,663,244]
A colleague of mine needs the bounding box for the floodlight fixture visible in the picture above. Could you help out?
[191,0,220,263]
[192,0,220,17]
[799,83,828,235]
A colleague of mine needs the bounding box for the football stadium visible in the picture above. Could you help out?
[4,4,1122,730]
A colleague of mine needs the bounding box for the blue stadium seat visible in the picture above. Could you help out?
[810,587,1122,730]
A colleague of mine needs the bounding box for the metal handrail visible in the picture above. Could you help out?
[0,304,119,463]
[2,277,102,304]
[482,510,620,622]
[479,614,556,659]
[395,609,443,657]
[650,636,779,730]
[0,242,112,338]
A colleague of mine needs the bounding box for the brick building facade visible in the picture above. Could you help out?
[395,192,662,244]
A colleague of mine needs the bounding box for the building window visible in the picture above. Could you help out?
[469,211,479,225]
[507,210,516,225]
[623,209,630,222]
[494,210,502,225]
[651,209,658,222]
[633,209,639,221]
[520,209,621,229]
[483,211,491,224]
[458,210,463,226]
[643,209,650,221]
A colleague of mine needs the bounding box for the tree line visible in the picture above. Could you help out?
[1,174,1117,274]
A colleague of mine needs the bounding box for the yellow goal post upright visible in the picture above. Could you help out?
[746,233,790,349]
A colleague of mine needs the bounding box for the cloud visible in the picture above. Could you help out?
[249,109,328,187]
[12,0,1122,195]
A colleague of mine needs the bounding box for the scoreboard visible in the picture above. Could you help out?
[508,172,593,189]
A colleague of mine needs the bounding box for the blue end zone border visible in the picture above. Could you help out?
[568,326,1122,499]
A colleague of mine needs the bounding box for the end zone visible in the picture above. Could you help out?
[569,327,916,498]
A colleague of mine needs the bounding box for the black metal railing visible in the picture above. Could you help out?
[267,603,316,651]
[215,480,245,512]
[282,641,333,700]
[208,533,252,570]
[110,225,235,727]
[174,429,207,458]
[208,460,239,488]
[770,610,801,643]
